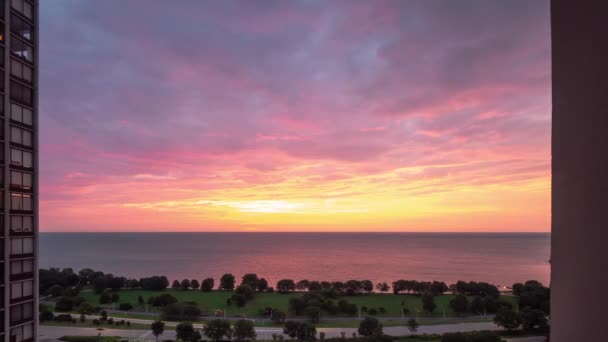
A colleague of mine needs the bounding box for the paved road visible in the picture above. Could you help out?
[41,322,502,340]
[39,325,547,342]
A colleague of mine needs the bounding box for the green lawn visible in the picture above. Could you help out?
[79,289,516,319]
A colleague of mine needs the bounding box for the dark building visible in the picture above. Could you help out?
[0,0,37,341]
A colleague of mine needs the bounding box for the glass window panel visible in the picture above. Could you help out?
[10,304,22,322]
[23,216,32,231]
[23,280,33,296]
[11,282,22,299]
[24,259,33,272]
[23,173,32,188]
[11,193,21,210]
[11,260,23,275]
[23,130,32,146]
[23,151,32,167]
[11,126,21,143]
[23,108,32,125]
[11,238,23,254]
[23,195,32,211]
[11,216,22,231]
[11,148,22,165]
[23,237,33,253]
[12,103,23,122]
[23,322,34,339]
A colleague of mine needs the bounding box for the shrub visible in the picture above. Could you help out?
[161,302,202,321]
[118,303,133,311]
[54,314,74,322]
[358,317,383,336]
[40,310,54,322]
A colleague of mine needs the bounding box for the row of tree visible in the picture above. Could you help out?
[149,316,389,342]
[41,267,513,297]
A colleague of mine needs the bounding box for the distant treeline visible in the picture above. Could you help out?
[41,267,549,326]
[41,267,510,297]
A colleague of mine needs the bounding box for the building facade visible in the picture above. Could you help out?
[0,0,37,342]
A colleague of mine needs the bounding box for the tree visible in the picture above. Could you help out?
[241,273,259,289]
[375,282,390,293]
[407,318,419,333]
[203,319,232,341]
[296,323,317,341]
[151,320,165,342]
[172,280,181,290]
[78,302,94,315]
[304,306,321,323]
[181,279,191,290]
[277,279,296,293]
[361,280,374,293]
[430,281,449,295]
[422,292,436,313]
[358,317,383,336]
[220,274,236,290]
[296,280,310,291]
[521,308,548,332]
[258,278,269,292]
[47,284,64,297]
[190,280,200,290]
[449,294,469,314]
[493,308,522,331]
[201,278,215,292]
[470,296,485,315]
[283,321,300,339]
[138,295,145,305]
[99,291,112,304]
[271,309,287,323]
[233,319,256,341]
[176,322,201,342]
[235,284,256,300]
[92,277,107,294]
[231,294,247,307]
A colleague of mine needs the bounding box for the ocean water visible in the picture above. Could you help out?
[39,232,550,288]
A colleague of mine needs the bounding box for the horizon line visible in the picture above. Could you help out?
[40,230,551,234]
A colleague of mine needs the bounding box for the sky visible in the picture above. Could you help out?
[40,0,551,232]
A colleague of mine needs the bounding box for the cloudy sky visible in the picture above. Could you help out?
[40,0,550,232]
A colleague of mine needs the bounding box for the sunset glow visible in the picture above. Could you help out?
[40,0,550,232]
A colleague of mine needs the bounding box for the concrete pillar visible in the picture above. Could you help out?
[551,1,608,341]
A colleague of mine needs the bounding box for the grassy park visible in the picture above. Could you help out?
[77,289,517,318]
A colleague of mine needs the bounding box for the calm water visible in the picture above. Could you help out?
[39,233,550,287]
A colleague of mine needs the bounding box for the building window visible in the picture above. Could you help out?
[10,58,33,83]
[10,322,33,342]
[9,81,33,107]
[10,125,33,147]
[10,171,33,190]
[10,237,34,256]
[10,148,33,168]
[10,38,33,63]
[10,215,33,234]
[9,301,33,324]
[10,14,33,41]
[10,259,33,277]
[10,280,33,301]
[10,193,33,212]
[11,0,33,21]
[11,103,33,126]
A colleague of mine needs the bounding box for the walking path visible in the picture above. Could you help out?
[39,325,547,342]
[41,321,501,340]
